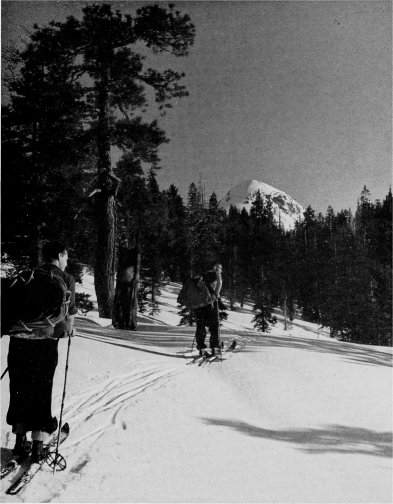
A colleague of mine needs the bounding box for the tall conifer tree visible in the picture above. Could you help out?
[12,3,195,316]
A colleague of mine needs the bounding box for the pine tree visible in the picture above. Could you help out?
[236,208,253,306]
[248,193,278,331]
[222,206,241,309]
[355,186,373,244]
[2,32,88,263]
[164,184,188,281]
[252,267,277,332]
[178,305,197,327]
[351,187,392,344]
[186,183,210,274]
[315,187,392,346]
[17,3,195,316]
[293,205,322,323]
[143,169,169,314]
[113,154,146,329]
[249,190,264,220]
[319,209,354,338]
[207,192,225,263]
[273,226,297,330]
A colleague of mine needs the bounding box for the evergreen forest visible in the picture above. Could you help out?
[2,3,392,346]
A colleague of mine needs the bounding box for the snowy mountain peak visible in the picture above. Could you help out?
[219,179,304,230]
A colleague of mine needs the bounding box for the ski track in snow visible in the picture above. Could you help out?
[1,357,184,501]
[62,366,181,445]
[1,283,392,503]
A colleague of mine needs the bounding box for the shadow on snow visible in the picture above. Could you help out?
[250,334,393,368]
[201,418,393,458]
[75,318,392,368]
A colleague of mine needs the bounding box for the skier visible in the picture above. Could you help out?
[6,241,77,463]
[194,262,223,356]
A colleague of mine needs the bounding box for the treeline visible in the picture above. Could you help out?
[113,171,392,346]
[2,146,391,345]
[1,2,391,345]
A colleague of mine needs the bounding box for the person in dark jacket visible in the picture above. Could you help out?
[194,262,223,356]
[6,241,77,463]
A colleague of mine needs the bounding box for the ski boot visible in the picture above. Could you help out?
[13,434,31,457]
[31,441,44,464]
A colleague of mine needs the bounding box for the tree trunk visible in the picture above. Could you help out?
[94,67,118,318]
[260,267,266,331]
[130,246,141,330]
[151,278,156,314]
[95,192,116,317]
[113,246,139,329]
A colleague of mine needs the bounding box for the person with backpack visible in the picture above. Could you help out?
[194,262,223,357]
[6,241,77,463]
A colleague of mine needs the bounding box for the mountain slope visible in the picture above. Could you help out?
[1,281,392,503]
[219,179,305,230]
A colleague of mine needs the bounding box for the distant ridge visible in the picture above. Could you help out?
[219,179,304,231]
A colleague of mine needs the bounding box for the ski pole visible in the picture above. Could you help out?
[216,300,223,361]
[1,367,8,380]
[53,330,72,474]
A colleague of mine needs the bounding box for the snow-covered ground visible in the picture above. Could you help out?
[1,273,392,503]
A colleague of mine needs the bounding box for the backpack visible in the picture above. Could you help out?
[1,267,71,339]
[177,276,213,310]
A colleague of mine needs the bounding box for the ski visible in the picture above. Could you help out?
[205,339,238,364]
[6,423,70,496]
[187,340,238,366]
[198,354,212,366]
[1,442,32,480]
[186,355,204,365]
[202,351,223,365]
[186,350,213,365]
[1,459,20,480]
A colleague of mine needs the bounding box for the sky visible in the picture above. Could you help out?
[2,0,392,213]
